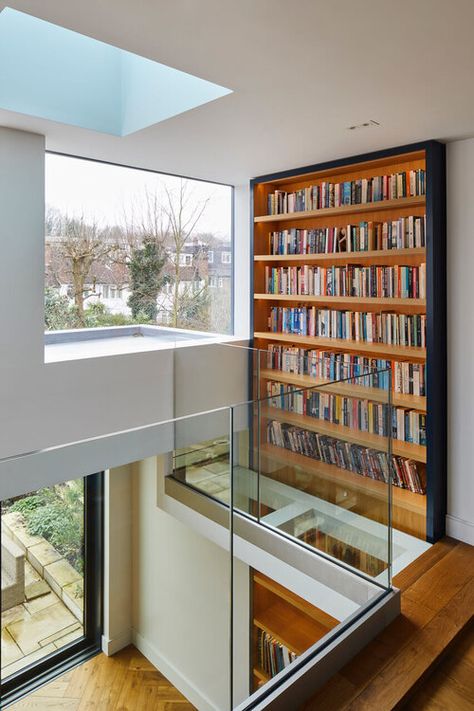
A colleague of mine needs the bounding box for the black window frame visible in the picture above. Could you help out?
[0,471,104,707]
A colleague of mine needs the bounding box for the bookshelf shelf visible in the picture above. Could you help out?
[254,331,426,362]
[254,195,426,223]
[254,294,426,313]
[261,405,427,462]
[260,368,427,412]
[253,667,270,684]
[251,141,446,544]
[254,247,426,266]
[260,443,426,515]
[250,571,339,691]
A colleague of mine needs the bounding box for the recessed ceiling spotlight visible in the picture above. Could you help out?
[347,120,381,131]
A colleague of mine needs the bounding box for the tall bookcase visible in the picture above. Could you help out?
[250,141,446,543]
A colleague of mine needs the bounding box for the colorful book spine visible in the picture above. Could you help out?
[266,382,426,445]
[257,629,297,678]
[268,307,426,348]
[266,420,426,494]
[268,216,426,255]
[266,170,425,215]
[265,345,426,396]
[264,264,426,299]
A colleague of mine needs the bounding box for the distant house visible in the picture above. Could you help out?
[45,235,232,323]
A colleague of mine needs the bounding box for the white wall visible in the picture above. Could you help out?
[446,138,474,544]
[132,457,250,711]
[103,465,133,655]
[0,127,251,500]
[233,184,251,338]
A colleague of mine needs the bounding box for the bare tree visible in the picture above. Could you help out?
[48,215,122,326]
[161,180,211,329]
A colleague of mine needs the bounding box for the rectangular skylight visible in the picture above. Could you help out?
[0,7,232,136]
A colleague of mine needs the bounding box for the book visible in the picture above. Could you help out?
[266,420,426,494]
[268,307,426,347]
[266,170,425,215]
[264,263,426,299]
[257,629,297,677]
[280,513,386,576]
[265,381,427,445]
[267,215,426,255]
[265,345,426,396]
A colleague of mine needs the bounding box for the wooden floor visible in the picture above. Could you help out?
[303,538,474,710]
[7,538,474,711]
[8,646,196,710]
[404,620,474,710]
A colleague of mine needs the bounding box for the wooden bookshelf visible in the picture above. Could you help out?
[251,142,447,543]
[259,443,426,538]
[254,331,426,362]
[261,405,427,462]
[260,368,427,412]
[253,195,425,223]
[254,294,426,314]
[254,247,426,266]
[250,570,339,691]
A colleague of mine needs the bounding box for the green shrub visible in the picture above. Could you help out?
[10,481,84,574]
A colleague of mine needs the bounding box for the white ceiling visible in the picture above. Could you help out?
[1,0,474,185]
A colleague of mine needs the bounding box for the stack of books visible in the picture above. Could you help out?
[266,382,427,445]
[269,307,426,347]
[266,420,426,494]
[257,629,297,677]
[268,216,426,254]
[265,264,426,298]
[267,169,425,214]
[265,345,425,396]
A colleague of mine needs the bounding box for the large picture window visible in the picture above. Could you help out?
[0,473,102,705]
[45,154,233,335]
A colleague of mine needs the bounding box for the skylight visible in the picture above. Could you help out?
[0,8,232,136]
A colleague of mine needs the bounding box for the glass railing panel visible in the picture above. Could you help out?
[229,399,388,710]
[172,407,232,505]
[256,362,393,588]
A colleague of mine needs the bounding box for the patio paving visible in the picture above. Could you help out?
[1,558,83,678]
[1,513,84,680]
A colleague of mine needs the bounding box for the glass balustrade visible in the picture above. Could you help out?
[0,343,398,710]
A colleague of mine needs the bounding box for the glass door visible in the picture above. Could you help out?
[0,472,103,705]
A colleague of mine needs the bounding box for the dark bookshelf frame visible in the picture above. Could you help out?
[249,140,447,543]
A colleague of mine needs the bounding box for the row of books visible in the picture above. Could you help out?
[289,522,386,577]
[264,264,426,299]
[268,216,426,255]
[268,307,426,347]
[257,629,297,678]
[265,345,426,396]
[266,170,426,215]
[266,420,426,494]
[266,383,427,445]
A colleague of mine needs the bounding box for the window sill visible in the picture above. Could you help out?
[44,325,241,363]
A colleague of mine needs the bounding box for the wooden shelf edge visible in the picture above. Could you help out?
[260,369,427,412]
[254,294,426,311]
[253,572,339,628]
[261,406,427,463]
[260,443,427,514]
[254,196,426,223]
[253,667,270,683]
[254,248,426,264]
[253,332,426,362]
